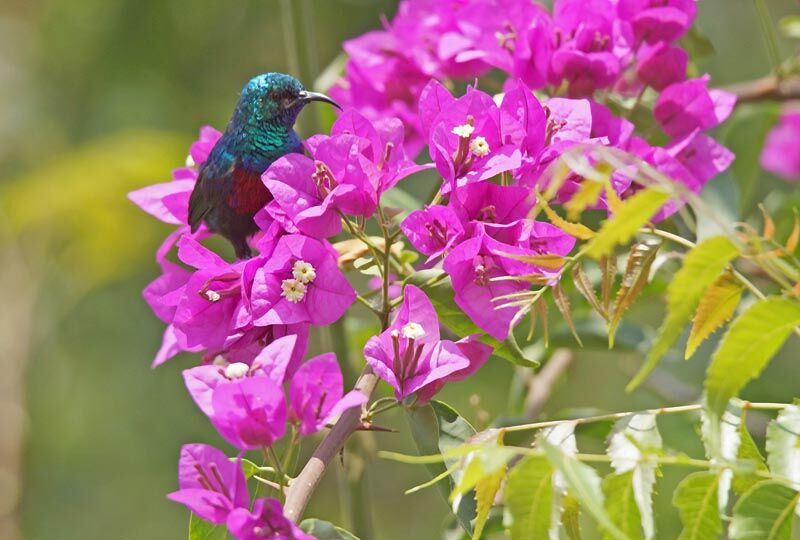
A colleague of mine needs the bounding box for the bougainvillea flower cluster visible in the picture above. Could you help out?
[129,0,741,534]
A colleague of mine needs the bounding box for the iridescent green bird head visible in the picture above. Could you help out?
[234,72,340,129]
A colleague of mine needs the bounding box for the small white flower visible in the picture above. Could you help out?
[469,136,490,157]
[281,278,307,303]
[185,154,196,168]
[292,260,317,284]
[205,290,221,302]
[224,362,250,379]
[401,322,426,340]
[451,123,475,138]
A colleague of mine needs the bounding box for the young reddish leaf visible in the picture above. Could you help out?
[785,211,799,253]
[553,283,583,346]
[536,298,550,348]
[758,204,775,241]
[600,255,617,313]
[609,241,660,348]
[572,264,607,320]
[685,273,743,359]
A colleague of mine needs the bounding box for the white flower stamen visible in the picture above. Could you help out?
[401,322,426,340]
[452,123,475,138]
[205,290,221,302]
[469,136,490,157]
[185,154,196,168]
[224,362,250,379]
[281,278,307,303]
[292,260,317,284]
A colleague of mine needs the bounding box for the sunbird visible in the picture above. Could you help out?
[188,73,340,258]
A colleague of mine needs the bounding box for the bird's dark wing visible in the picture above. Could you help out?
[187,152,235,232]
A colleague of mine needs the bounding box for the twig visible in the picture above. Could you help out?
[503,401,789,433]
[726,75,800,103]
[284,365,379,521]
[523,348,575,421]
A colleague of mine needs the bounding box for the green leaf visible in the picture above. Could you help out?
[602,472,643,540]
[672,471,723,540]
[585,188,670,259]
[504,456,554,540]
[473,464,504,540]
[542,440,627,540]
[562,494,583,540]
[705,298,800,420]
[607,414,661,539]
[299,519,360,540]
[189,513,228,540]
[733,410,769,496]
[406,400,477,533]
[686,273,743,359]
[766,405,800,491]
[628,236,739,392]
[238,458,261,479]
[405,271,539,367]
[729,481,800,539]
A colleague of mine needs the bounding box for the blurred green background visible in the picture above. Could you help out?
[0,1,798,539]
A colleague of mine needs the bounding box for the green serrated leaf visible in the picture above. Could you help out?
[729,481,800,539]
[686,273,743,359]
[405,271,539,367]
[733,410,769,496]
[705,298,800,420]
[299,518,360,540]
[607,414,661,539]
[766,405,800,492]
[585,188,670,259]
[673,471,723,540]
[189,513,228,540]
[628,236,739,392]
[406,400,477,534]
[473,465,504,540]
[542,441,627,540]
[562,493,583,540]
[602,472,643,540]
[504,456,554,540]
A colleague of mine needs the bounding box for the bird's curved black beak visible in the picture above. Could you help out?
[298,90,342,110]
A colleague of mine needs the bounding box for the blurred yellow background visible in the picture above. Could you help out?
[1,1,798,539]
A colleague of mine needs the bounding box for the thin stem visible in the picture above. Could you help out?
[503,401,789,434]
[378,205,393,330]
[368,400,400,419]
[267,446,287,499]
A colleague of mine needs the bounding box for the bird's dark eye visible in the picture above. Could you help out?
[281,96,294,109]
